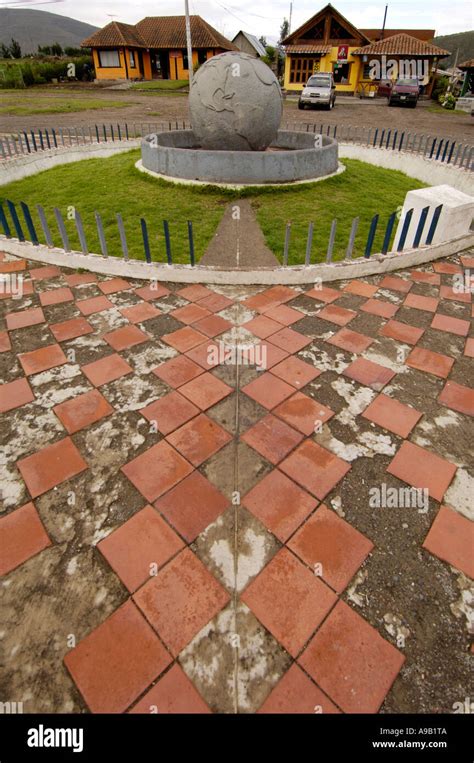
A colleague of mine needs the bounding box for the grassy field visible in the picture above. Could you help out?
[0,96,130,116]
[0,150,426,265]
[131,80,188,92]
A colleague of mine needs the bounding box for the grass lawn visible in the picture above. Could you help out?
[131,80,188,91]
[0,97,131,116]
[427,105,469,116]
[0,150,426,265]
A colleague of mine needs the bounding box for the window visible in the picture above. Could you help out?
[182,49,189,70]
[289,57,321,84]
[363,64,371,79]
[198,49,207,65]
[333,62,351,84]
[129,51,136,68]
[98,49,120,68]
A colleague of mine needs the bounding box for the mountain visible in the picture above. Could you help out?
[0,9,98,54]
[433,30,474,69]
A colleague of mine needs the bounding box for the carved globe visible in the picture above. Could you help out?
[188,51,283,151]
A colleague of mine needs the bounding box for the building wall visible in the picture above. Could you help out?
[284,46,363,93]
[93,47,224,81]
[233,32,258,57]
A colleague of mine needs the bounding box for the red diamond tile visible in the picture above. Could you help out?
[343,280,379,298]
[242,469,317,542]
[305,285,341,303]
[121,441,193,502]
[171,303,211,325]
[280,440,351,500]
[432,262,462,275]
[410,270,440,285]
[255,341,289,370]
[64,600,172,713]
[134,284,170,301]
[98,505,184,592]
[379,319,424,345]
[140,391,199,435]
[178,372,232,410]
[19,344,67,376]
[460,255,474,268]
[241,413,303,465]
[65,273,98,286]
[196,293,233,313]
[50,316,93,342]
[30,265,60,281]
[0,280,34,300]
[166,414,232,467]
[0,331,11,352]
[193,314,232,338]
[244,286,297,313]
[440,285,471,304]
[406,347,454,378]
[431,313,470,337]
[264,304,302,325]
[0,377,34,413]
[360,298,399,319]
[327,328,373,354]
[153,355,204,388]
[422,505,474,578]
[244,315,282,339]
[185,341,221,370]
[274,392,334,436]
[241,548,337,657]
[77,295,113,316]
[104,325,148,351]
[387,440,457,501]
[343,357,395,391]
[242,372,294,409]
[379,275,412,293]
[133,548,230,656]
[154,471,228,542]
[288,504,373,594]
[271,356,321,389]
[298,600,404,713]
[267,327,311,354]
[81,353,133,387]
[403,293,439,313]
[162,326,207,353]
[129,664,211,714]
[258,663,339,714]
[0,259,26,273]
[53,389,114,434]
[177,284,214,302]
[39,287,74,307]
[98,277,131,295]
[465,338,474,358]
[316,304,357,326]
[0,502,51,575]
[362,393,422,438]
[146,295,177,329]
[6,307,45,330]
[17,436,87,498]
[438,380,474,417]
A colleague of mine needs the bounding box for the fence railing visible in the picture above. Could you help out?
[0,198,444,268]
[0,120,472,171]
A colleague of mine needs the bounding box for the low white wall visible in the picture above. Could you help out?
[339,144,474,195]
[1,232,473,285]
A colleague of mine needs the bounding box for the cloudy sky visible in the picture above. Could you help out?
[3,0,474,39]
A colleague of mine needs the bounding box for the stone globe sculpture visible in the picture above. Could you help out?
[188,51,283,151]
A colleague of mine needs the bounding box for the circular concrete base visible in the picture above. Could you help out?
[135,158,346,189]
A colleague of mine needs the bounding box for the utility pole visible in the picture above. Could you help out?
[289,2,293,35]
[184,0,194,87]
[381,5,388,40]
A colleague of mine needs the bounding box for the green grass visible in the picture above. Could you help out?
[0,150,426,265]
[0,97,130,116]
[131,80,188,91]
[427,105,469,116]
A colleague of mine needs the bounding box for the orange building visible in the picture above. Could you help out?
[81,15,237,81]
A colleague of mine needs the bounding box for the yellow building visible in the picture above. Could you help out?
[282,4,449,96]
[81,15,237,82]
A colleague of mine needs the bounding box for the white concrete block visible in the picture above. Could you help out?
[393,185,474,251]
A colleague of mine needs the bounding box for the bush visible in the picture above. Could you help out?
[432,75,449,101]
[439,92,456,110]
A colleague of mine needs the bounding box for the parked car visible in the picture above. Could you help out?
[388,78,420,108]
[298,73,336,110]
[377,79,393,98]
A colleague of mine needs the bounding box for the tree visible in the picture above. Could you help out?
[51,42,63,56]
[259,36,267,48]
[279,18,289,44]
[0,42,11,59]
[10,39,22,59]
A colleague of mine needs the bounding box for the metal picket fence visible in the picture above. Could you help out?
[0,197,443,267]
[0,120,472,171]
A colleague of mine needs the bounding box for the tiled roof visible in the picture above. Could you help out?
[360,29,435,43]
[81,15,237,51]
[285,44,332,55]
[459,59,474,70]
[82,22,147,49]
[352,33,450,57]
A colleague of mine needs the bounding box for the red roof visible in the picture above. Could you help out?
[352,33,450,57]
[285,44,331,55]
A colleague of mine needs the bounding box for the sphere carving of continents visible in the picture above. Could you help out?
[188,52,283,151]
